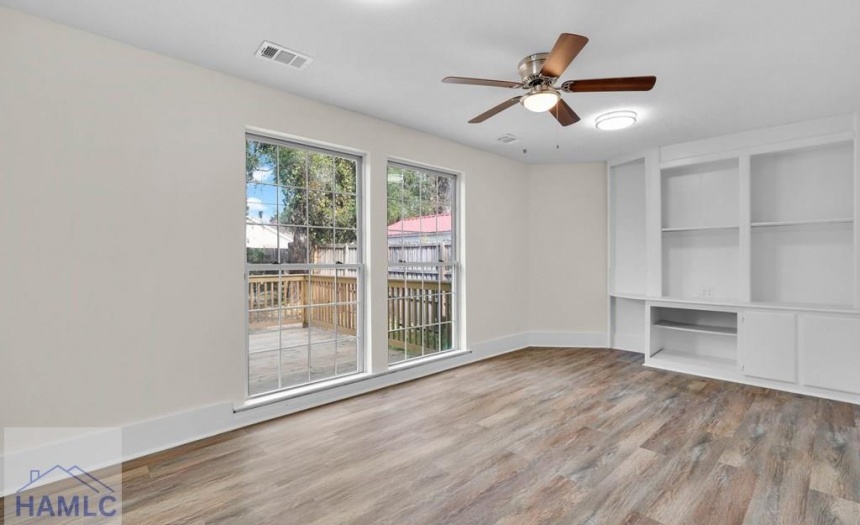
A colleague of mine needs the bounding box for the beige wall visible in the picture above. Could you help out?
[527,163,608,333]
[0,8,536,432]
[0,8,610,444]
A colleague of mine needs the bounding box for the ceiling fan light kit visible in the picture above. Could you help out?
[595,110,638,130]
[522,86,560,113]
[442,33,656,127]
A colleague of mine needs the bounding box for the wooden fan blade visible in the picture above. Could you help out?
[468,96,523,123]
[443,76,522,89]
[540,33,589,78]
[562,76,657,93]
[549,99,580,127]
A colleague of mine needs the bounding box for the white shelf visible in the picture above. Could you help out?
[610,291,649,301]
[749,300,856,312]
[646,296,860,315]
[662,225,739,233]
[650,349,737,372]
[751,218,853,229]
[654,320,737,336]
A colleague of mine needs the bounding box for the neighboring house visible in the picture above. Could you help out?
[387,213,452,245]
[245,216,294,250]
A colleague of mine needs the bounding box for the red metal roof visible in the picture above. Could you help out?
[387,213,452,235]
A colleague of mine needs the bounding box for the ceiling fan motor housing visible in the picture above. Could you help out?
[518,53,553,86]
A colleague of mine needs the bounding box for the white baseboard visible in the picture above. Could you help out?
[528,331,608,348]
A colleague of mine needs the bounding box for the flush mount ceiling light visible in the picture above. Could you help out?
[522,85,560,113]
[595,110,638,130]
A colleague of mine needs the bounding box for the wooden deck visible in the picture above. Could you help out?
[79,348,860,523]
[249,323,358,394]
[248,323,421,394]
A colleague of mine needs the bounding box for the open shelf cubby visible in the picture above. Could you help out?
[751,141,854,224]
[662,158,739,231]
[662,228,740,301]
[650,306,738,370]
[751,221,854,307]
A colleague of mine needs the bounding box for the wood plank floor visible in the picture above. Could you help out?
[26,348,860,524]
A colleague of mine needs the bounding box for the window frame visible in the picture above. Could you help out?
[386,160,460,364]
[245,132,365,398]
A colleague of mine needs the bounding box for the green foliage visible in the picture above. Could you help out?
[246,248,269,264]
[246,140,358,251]
[386,166,452,226]
[247,140,454,257]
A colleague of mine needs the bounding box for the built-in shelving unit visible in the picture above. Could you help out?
[607,112,860,403]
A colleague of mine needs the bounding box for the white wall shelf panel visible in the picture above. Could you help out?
[610,297,646,353]
[751,141,853,224]
[662,229,740,301]
[662,158,739,230]
[751,222,854,307]
[610,160,647,295]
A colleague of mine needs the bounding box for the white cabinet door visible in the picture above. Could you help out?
[739,311,797,383]
[800,315,860,394]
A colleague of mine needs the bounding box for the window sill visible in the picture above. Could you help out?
[387,348,470,372]
[236,348,470,413]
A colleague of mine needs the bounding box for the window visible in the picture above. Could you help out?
[386,162,458,364]
[245,135,362,396]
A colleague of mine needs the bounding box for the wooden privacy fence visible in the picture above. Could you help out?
[248,274,452,346]
[313,243,452,266]
[313,244,454,281]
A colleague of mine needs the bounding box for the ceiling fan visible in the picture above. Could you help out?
[442,33,656,127]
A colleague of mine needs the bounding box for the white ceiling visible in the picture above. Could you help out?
[4,0,860,163]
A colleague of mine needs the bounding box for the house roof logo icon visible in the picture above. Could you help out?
[16,465,114,494]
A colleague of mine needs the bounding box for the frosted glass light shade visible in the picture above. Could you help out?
[595,110,637,130]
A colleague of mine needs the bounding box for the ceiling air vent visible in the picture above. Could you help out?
[496,133,519,144]
[256,41,313,69]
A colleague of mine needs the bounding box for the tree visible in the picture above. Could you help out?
[246,141,359,264]
[386,166,452,226]
[247,140,453,263]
